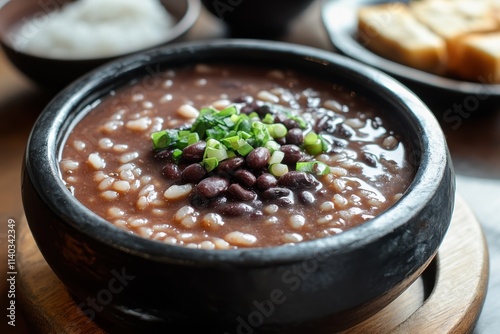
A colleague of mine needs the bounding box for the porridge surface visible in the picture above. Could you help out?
[60,64,415,249]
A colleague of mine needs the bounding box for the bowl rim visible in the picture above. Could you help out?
[24,39,448,266]
[0,0,201,62]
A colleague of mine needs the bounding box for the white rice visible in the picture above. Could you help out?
[15,0,175,59]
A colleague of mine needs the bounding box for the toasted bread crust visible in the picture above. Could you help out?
[357,3,447,74]
[357,0,500,82]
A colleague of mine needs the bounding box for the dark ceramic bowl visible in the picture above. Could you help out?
[201,0,315,38]
[22,39,455,333]
[0,0,200,89]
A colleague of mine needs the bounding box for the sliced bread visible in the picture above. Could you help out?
[357,3,447,74]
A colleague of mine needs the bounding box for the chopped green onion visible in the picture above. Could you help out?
[151,130,177,150]
[205,147,228,162]
[296,161,330,175]
[268,150,285,165]
[237,142,254,156]
[262,113,275,124]
[304,131,318,145]
[269,163,288,177]
[268,124,287,138]
[236,119,251,133]
[248,111,259,120]
[151,102,329,176]
[264,140,281,153]
[221,135,241,150]
[320,134,329,152]
[172,149,183,164]
[203,157,219,172]
[187,132,200,145]
[305,140,323,155]
[239,131,252,140]
[218,105,238,117]
[252,122,271,145]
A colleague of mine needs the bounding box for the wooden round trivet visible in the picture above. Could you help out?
[16,195,489,333]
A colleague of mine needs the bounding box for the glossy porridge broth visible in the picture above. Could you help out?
[60,64,415,249]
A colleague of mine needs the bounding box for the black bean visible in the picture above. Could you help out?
[277,196,294,207]
[197,176,229,199]
[283,118,300,130]
[248,198,263,210]
[254,105,272,118]
[233,169,257,187]
[182,141,206,162]
[227,184,256,201]
[362,152,378,167]
[299,191,316,205]
[191,193,209,209]
[218,157,245,174]
[240,101,259,114]
[233,95,253,104]
[280,145,302,164]
[372,117,383,129]
[334,123,353,138]
[278,171,316,189]
[261,187,295,206]
[154,149,174,161]
[219,203,254,217]
[314,115,330,133]
[314,113,342,133]
[250,210,264,219]
[260,187,292,201]
[256,173,278,191]
[161,163,181,180]
[209,195,228,209]
[320,138,347,154]
[275,137,287,145]
[182,163,207,183]
[246,147,270,170]
[274,113,287,124]
[286,128,304,145]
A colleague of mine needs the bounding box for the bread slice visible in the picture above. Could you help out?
[357,3,447,74]
[410,0,499,40]
[448,32,500,82]
[490,0,500,23]
[410,0,499,76]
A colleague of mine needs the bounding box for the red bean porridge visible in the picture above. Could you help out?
[59,64,415,249]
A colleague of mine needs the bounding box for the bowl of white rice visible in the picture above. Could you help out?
[0,0,201,89]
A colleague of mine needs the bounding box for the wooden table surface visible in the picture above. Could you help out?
[1,1,499,333]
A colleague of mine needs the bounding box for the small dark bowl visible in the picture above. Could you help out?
[0,0,200,89]
[22,39,455,333]
[201,0,315,38]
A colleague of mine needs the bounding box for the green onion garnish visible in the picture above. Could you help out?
[264,140,281,154]
[296,161,330,176]
[172,149,183,164]
[268,123,287,139]
[269,163,289,177]
[202,157,219,172]
[151,104,329,175]
[268,151,285,165]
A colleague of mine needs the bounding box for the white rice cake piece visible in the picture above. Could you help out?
[358,3,447,74]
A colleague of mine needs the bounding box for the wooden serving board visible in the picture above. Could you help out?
[16,195,488,334]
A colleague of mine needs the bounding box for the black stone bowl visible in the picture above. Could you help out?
[22,39,455,333]
[200,0,315,38]
[0,0,200,90]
